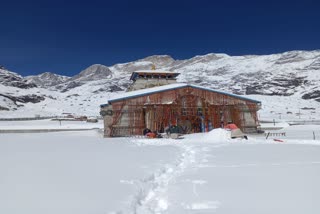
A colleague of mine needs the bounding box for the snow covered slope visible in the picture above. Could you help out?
[172,51,320,99]
[69,64,112,82]
[1,50,320,119]
[0,67,37,89]
[26,72,70,88]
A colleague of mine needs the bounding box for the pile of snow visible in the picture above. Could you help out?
[182,128,232,143]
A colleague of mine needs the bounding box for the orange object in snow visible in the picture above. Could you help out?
[225,123,238,130]
[274,139,284,142]
[146,132,156,138]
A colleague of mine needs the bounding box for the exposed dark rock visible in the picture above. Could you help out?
[66,94,80,98]
[245,85,262,95]
[16,94,45,103]
[108,85,123,92]
[304,58,320,70]
[302,90,320,100]
[61,81,83,92]
[121,83,130,89]
[275,51,305,64]
[301,107,316,110]
[208,66,231,76]
[93,88,107,93]
[245,85,293,96]
[271,77,306,88]
[10,81,37,89]
[0,93,45,104]
[0,105,9,111]
[45,95,56,100]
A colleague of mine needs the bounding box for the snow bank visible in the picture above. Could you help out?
[182,128,232,143]
[129,128,231,147]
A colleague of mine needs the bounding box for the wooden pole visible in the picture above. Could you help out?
[266,132,270,139]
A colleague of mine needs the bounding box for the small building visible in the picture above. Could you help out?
[127,70,180,91]
[100,70,261,137]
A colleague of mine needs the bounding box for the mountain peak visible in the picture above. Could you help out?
[70,64,112,82]
[25,72,70,88]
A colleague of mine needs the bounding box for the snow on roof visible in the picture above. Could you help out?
[101,83,187,106]
[100,83,261,107]
[190,85,261,104]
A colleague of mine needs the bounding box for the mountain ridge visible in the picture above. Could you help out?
[1,50,320,117]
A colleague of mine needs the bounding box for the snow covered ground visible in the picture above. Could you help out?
[247,94,320,121]
[1,125,320,214]
[0,119,103,130]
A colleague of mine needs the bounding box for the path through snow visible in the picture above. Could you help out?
[111,128,320,214]
[114,129,231,213]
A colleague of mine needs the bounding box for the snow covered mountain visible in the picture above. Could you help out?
[0,68,45,111]
[69,64,112,82]
[1,50,320,119]
[54,64,116,92]
[0,67,37,89]
[26,72,70,88]
[169,51,320,99]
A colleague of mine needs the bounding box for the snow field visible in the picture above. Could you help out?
[0,131,180,214]
[0,119,103,130]
[1,126,320,214]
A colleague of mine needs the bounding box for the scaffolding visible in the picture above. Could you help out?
[102,86,261,137]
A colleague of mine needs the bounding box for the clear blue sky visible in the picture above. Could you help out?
[1,0,319,76]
